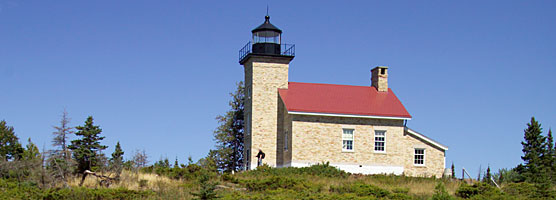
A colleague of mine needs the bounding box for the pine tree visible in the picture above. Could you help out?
[174,157,179,169]
[520,117,547,184]
[484,166,491,184]
[0,120,24,161]
[191,172,218,200]
[23,138,41,161]
[545,128,556,183]
[68,116,107,185]
[52,109,73,161]
[451,162,455,179]
[110,141,124,177]
[213,82,244,172]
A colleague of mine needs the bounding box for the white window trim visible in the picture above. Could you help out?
[414,148,426,166]
[374,130,386,153]
[342,128,354,152]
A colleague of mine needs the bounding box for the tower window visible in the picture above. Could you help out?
[380,68,386,75]
[284,130,288,151]
[246,149,250,170]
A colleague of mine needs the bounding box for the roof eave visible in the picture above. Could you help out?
[405,127,448,151]
[288,111,412,120]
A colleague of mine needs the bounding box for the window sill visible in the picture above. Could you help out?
[342,150,354,153]
[413,164,426,167]
[373,151,386,154]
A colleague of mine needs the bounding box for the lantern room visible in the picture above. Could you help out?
[251,15,282,55]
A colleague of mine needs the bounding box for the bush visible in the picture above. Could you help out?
[329,182,390,198]
[0,178,154,200]
[221,173,239,184]
[244,162,349,178]
[191,172,218,200]
[503,182,555,199]
[455,182,500,199]
[431,182,454,200]
[243,176,315,192]
[138,179,148,188]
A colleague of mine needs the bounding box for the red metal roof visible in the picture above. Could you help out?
[278,82,412,118]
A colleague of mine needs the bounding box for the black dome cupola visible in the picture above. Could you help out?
[239,15,295,64]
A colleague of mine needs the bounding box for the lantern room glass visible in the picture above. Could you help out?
[253,31,281,44]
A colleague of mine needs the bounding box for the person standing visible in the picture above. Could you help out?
[256,149,265,167]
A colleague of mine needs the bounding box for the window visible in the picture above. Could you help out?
[246,114,250,136]
[380,68,386,75]
[374,130,386,152]
[414,149,425,165]
[246,149,250,170]
[342,129,354,151]
[284,130,288,151]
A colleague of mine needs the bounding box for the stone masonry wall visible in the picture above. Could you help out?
[289,114,445,177]
[243,56,290,169]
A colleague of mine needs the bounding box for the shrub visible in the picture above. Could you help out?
[138,179,148,188]
[243,176,311,192]
[244,162,349,178]
[431,182,454,200]
[191,172,218,200]
[503,182,556,199]
[329,182,390,198]
[221,173,239,184]
[456,182,500,199]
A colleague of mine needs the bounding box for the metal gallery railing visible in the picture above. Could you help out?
[239,41,295,62]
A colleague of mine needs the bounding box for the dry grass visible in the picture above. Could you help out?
[65,170,197,199]
[67,170,180,191]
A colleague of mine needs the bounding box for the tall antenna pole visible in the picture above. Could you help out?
[266,5,269,16]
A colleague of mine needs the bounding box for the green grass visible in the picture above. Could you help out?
[1,164,554,199]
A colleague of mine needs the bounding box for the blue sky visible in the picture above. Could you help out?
[1,1,555,177]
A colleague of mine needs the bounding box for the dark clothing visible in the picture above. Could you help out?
[256,150,265,166]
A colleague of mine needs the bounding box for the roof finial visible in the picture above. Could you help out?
[266,4,269,16]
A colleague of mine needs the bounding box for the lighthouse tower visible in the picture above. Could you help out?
[239,15,295,170]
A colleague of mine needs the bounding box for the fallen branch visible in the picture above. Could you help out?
[83,170,119,187]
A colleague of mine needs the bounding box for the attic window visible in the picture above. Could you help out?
[380,68,386,75]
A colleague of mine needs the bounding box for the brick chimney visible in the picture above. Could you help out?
[371,66,388,92]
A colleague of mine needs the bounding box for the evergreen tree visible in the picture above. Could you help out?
[67,116,107,185]
[0,120,24,161]
[174,157,179,169]
[23,138,41,161]
[546,128,556,182]
[520,117,547,183]
[213,82,244,172]
[451,162,455,179]
[52,109,73,161]
[484,166,491,184]
[191,172,218,200]
[110,141,124,177]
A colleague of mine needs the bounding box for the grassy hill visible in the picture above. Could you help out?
[0,163,550,199]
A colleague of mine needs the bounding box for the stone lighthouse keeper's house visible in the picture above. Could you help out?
[239,15,448,177]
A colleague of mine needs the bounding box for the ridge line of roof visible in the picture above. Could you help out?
[288,81,385,90]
